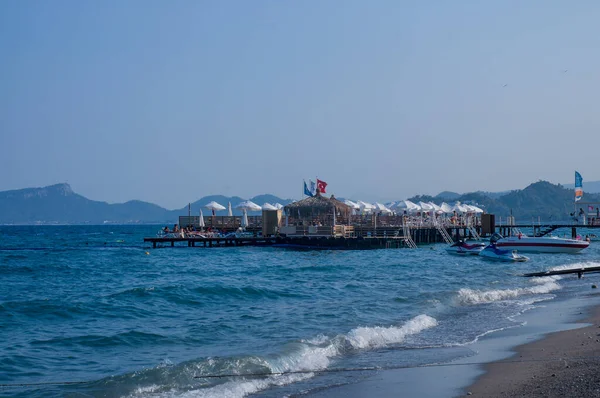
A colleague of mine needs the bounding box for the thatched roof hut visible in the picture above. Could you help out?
[284,193,352,219]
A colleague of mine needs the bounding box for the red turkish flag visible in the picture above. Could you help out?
[316,179,327,193]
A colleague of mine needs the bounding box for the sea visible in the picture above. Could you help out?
[1,225,599,398]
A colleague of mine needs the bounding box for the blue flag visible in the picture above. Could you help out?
[303,180,313,197]
[575,171,583,202]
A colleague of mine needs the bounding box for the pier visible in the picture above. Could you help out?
[144,222,600,250]
[523,266,600,279]
[147,190,600,250]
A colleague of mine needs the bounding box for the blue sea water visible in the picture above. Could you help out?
[1,225,599,397]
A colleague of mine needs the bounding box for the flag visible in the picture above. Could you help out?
[316,178,327,194]
[575,171,583,202]
[303,180,313,197]
[309,180,316,196]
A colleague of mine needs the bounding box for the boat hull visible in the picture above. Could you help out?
[495,237,589,253]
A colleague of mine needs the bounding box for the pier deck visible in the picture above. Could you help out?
[144,224,600,250]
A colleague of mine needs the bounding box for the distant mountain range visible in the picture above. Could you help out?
[0,184,292,225]
[1,181,598,224]
[408,181,600,222]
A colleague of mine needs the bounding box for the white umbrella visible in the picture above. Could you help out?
[357,201,375,213]
[428,202,444,213]
[451,202,469,214]
[418,201,434,212]
[470,205,484,214]
[227,202,233,216]
[440,202,453,214]
[395,200,421,214]
[344,199,360,210]
[262,203,278,211]
[273,203,284,210]
[462,204,477,213]
[236,200,262,212]
[199,209,205,228]
[241,209,248,228]
[204,201,226,211]
[204,200,226,216]
[373,202,392,214]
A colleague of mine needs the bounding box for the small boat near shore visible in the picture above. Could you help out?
[494,234,589,254]
[479,244,529,262]
[446,240,486,255]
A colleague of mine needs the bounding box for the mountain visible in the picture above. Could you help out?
[0,184,173,224]
[250,194,289,207]
[419,181,600,222]
[434,191,461,201]
[0,181,592,224]
[0,184,293,224]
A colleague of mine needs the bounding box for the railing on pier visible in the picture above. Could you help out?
[179,215,262,230]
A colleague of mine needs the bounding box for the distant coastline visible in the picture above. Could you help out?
[1,180,599,225]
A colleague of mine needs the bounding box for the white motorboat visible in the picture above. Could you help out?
[494,234,589,254]
[446,240,486,255]
[479,244,529,262]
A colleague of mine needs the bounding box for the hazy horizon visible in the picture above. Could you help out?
[3,1,599,208]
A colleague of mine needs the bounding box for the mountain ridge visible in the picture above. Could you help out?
[0,181,597,224]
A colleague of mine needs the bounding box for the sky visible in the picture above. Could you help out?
[2,1,600,209]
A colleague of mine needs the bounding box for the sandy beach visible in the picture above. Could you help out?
[465,294,600,397]
[305,290,600,398]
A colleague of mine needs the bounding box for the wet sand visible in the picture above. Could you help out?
[305,293,600,398]
[465,297,600,397]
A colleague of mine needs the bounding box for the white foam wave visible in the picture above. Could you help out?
[457,280,560,305]
[346,314,438,349]
[125,315,438,398]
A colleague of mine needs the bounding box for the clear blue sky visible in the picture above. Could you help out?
[2,1,599,209]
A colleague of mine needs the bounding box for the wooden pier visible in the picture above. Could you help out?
[144,236,278,248]
[144,235,415,250]
[144,225,478,250]
[523,266,600,279]
[145,222,600,251]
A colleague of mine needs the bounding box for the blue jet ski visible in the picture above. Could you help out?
[479,243,529,262]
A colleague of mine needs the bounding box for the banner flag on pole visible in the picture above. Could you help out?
[575,171,583,202]
[316,178,328,194]
[309,180,316,196]
[303,180,313,197]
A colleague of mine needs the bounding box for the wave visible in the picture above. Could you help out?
[345,314,438,349]
[115,314,438,398]
[456,279,561,305]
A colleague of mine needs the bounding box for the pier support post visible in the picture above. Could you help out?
[572,227,577,239]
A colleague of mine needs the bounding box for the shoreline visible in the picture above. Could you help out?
[464,292,600,397]
[305,289,600,398]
